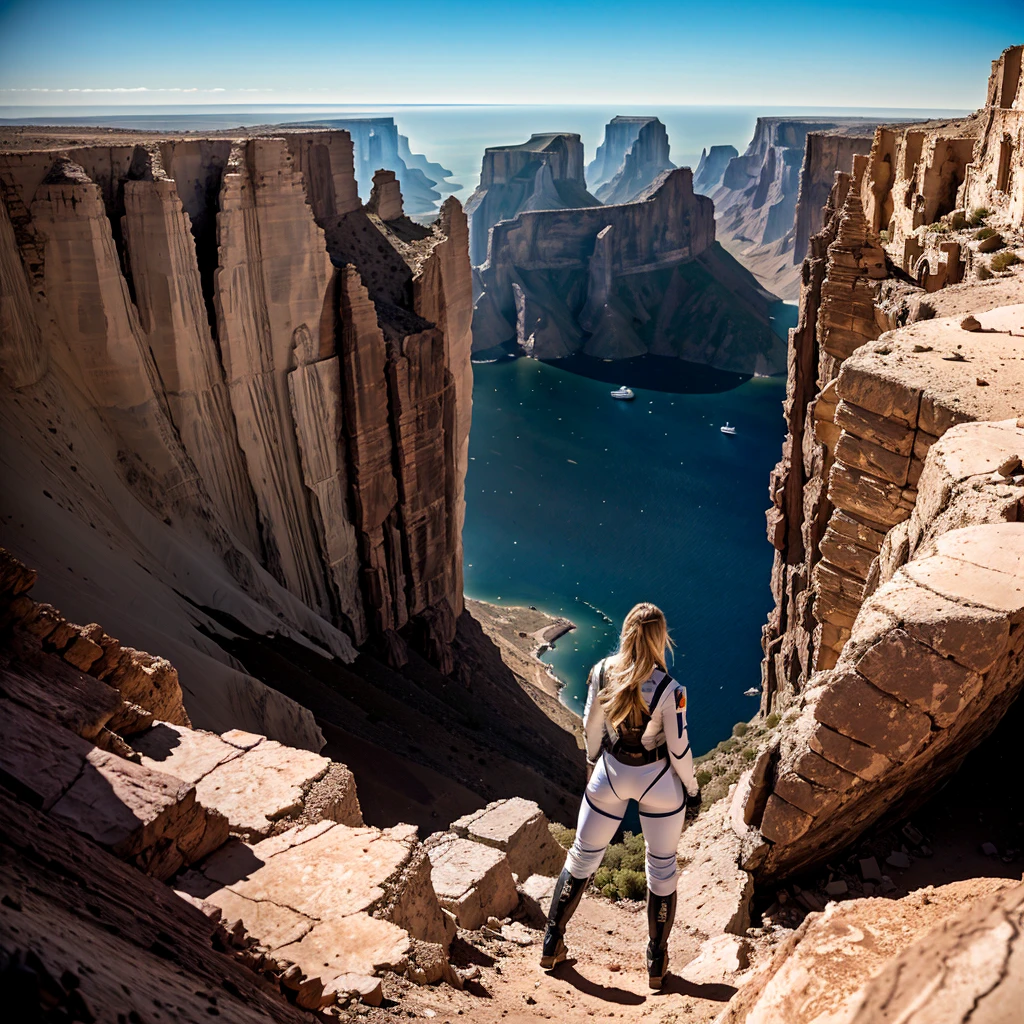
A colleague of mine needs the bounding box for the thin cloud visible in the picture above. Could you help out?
[0,86,262,93]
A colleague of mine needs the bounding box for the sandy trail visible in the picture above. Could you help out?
[376,892,735,1023]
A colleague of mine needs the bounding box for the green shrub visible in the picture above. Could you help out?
[948,210,968,230]
[927,222,949,234]
[733,722,749,738]
[968,207,990,227]
[601,831,646,873]
[991,251,1021,272]
[550,823,576,850]
[696,769,713,788]
[977,262,994,281]
[765,712,781,729]
[595,867,647,901]
[974,227,996,240]
[743,747,758,763]
[879,229,890,242]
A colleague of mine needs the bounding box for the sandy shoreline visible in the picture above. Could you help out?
[465,598,576,704]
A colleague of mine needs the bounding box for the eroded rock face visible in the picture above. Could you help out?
[464,133,601,267]
[710,118,882,299]
[718,877,1020,1024]
[588,116,675,205]
[473,168,786,373]
[450,797,564,880]
[694,144,739,194]
[0,125,473,743]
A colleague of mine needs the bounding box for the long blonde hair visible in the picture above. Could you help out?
[598,603,673,730]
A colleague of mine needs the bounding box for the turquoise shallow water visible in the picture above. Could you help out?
[462,357,788,756]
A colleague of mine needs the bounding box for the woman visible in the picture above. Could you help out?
[541,602,701,988]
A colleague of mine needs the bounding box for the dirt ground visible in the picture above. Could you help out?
[371,893,738,1023]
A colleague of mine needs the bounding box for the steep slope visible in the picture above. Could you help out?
[464,133,601,267]
[694,144,739,193]
[0,125,473,749]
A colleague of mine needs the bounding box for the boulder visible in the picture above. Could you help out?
[426,833,519,930]
[451,797,564,878]
[682,934,750,985]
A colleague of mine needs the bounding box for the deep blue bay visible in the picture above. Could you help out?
[462,355,789,756]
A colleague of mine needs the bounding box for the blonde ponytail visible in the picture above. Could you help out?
[598,603,673,730]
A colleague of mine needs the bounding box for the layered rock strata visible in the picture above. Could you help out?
[473,168,786,372]
[587,116,676,205]
[709,118,884,299]
[0,125,473,743]
[464,133,600,267]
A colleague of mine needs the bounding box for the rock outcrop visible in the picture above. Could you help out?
[587,116,675,205]
[309,117,458,216]
[0,125,473,745]
[464,133,600,266]
[709,118,883,299]
[694,144,739,193]
[746,47,1024,882]
[472,168,787,373]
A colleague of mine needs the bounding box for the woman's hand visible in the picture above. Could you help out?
[586,761,595,784]
[685,789,702,822]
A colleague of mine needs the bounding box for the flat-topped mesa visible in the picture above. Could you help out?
[711,118,884,299]
[472,167,787,373]
[0,125,473,743]
[587,116,676,205]
[693,144,739,194]
[464,133,601,266]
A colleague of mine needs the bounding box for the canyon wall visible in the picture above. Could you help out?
[694,143,739,193]
[738,45,1024,881]
[472,167,787,373]
[709,119,882,299]
[587,116,676,205]
[464,133,601,267]
[0,125,473,745]
[310,117,458,217]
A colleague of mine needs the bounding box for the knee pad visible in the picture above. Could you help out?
[645,852,678,896]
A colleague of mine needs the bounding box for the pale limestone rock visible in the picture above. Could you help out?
[682,934,750,985]
[426,834,520,930]
[451,798,564,879]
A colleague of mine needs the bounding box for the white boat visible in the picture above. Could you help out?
[721,422,737,435]
[610,386,635,400]
[744,687,760,697]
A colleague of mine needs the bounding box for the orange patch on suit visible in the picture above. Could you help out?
[675,690,686,710]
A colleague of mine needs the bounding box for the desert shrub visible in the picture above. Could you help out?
[696,769,713,788]
[879,229,890,242]
[743,747,758,763]
[927,222,949,234]
[968,207,990,227]
[977,262,994,281]
[948,210,968,230]
[974,227,996,240]
[595,867,647,901]
[733,722,749,738]
[765,712,781,729]
[549,822,576,849]
[601,831,646,872]
[991,251,1021,272]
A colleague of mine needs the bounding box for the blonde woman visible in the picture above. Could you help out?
[541,603,701,987]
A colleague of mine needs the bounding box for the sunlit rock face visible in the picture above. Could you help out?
[464,133,601,267]
[0,125,473,744]
[472,167,786,374]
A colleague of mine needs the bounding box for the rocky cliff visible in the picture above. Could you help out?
[0,124,473,749]
[694,143,739,193]
[472,168,786,372]
[736,46,1024,883]
[463,133,601,267]
[587,116,676,205]
[309,117,459,217]
[709,118,882,299]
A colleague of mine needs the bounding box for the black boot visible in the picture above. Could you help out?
[646,890,677,989]
[540,869,588,968]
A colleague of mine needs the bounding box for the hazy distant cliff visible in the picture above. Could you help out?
[464,133,601,266]
[472,168,786,373]
[587,116,676,205]
[0,126,473,745]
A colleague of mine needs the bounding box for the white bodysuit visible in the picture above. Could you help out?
[563,660,699,896]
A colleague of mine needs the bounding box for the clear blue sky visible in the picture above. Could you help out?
[0,0,1020,107]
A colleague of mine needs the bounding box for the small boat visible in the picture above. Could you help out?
[611,386,635,400]
[721,422,737,435]
[744,687,760,697]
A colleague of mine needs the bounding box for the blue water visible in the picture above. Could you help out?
[462,356,788,756]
